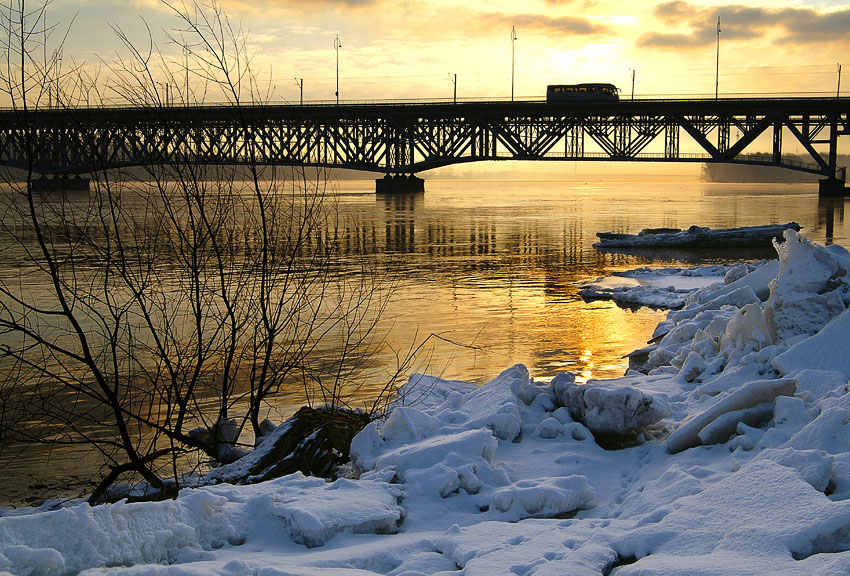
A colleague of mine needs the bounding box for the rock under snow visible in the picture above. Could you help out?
[552,372,671,436]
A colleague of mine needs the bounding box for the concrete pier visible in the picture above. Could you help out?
[818,178,848,197]
[375,174,425,194]
[31,174,91,193]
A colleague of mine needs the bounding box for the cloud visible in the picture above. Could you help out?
[653,0,694,24]
[638,32,705,48]
[640,1,850,49]
[489,13,610,36]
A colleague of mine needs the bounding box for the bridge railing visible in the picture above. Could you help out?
[489,151,825,171]
[4,92,849,111]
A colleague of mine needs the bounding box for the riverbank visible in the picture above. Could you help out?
[3,226,850,575]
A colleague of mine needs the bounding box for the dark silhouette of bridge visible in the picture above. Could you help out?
[2,97,848,195]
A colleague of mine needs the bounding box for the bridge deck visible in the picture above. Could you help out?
[1,97,848,194]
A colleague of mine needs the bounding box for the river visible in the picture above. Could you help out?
[1,175,846,505]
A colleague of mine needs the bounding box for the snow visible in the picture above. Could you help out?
[6,229,850,575]
[578,264,731,309]
[594,222,801,248]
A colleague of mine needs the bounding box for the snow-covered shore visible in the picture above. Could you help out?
[4,228,850,575]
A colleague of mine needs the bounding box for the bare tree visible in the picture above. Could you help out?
[0,0,404,505]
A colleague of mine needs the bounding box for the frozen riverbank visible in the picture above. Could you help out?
[4,229,850,575]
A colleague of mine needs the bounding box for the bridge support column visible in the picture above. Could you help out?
[818,178,848,197]
[375,174,425,194]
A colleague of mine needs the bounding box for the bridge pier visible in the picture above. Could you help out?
[819,178,848,197]
[375,174,425,194]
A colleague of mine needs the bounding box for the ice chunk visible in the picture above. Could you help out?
[378,406,442,445]
[613,459,850,562]
[772,308,850,379]
[448,364,526,440]
[754,448,834,493]
[693,259,778,305]
[552,373,670,435]
[719,302,772,364]
[724,263,750,284]
[372,428,498,474]
[392,372,478,411]
[668,285,760,324]
[535,417,564,439]
[267,476,405,547]
[578,284,692,309]
[666,378,797,453]
[490,476,595,520]
[763,229,849,343]
[790,369,850,405]
[785,406,850,455]
[695,401,775,446]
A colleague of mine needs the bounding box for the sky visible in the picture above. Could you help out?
[48,0,850,104]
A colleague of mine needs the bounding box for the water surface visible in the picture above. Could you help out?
[2,176,846,504]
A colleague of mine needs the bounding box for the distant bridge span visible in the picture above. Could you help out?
[1,97,849,195]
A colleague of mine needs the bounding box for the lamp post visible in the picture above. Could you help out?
[511,25,517,101]
[295,77,303,105]
[184,45,190,105]
[715,16,721,99]
[838,63,842,98]
[447,73,457,103]
[334,35,342,105]
[629,68,635,100]
[55,53,61,109]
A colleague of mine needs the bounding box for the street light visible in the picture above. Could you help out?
[715,16,721,99]
[511,25,517,101]
[629,68,635,100]
[447,73,457,103]
[184,45,190,105]
[837,63,842,98]
[294,77,303,105]
[334,35,342,105]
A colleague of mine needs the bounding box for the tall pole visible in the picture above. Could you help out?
[184,45,189,105]
[715,16,721,99]
[55,53,61,109]
[838,63,842,98]
[447,73,457,103]
[630,68,635,100]
[295,77,303,105]
[511,26,517,101]
[334,35,342,105]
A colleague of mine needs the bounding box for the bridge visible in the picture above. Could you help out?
[1,96,849,195]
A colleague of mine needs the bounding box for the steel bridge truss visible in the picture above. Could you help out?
[1,98,848,182]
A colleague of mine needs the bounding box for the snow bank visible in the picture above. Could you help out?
[613,459,850,570]
[0,474,403,574]
[351,365,596,526]
[7,229,850,575]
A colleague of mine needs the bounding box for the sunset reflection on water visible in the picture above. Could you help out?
[333,177,844,394]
